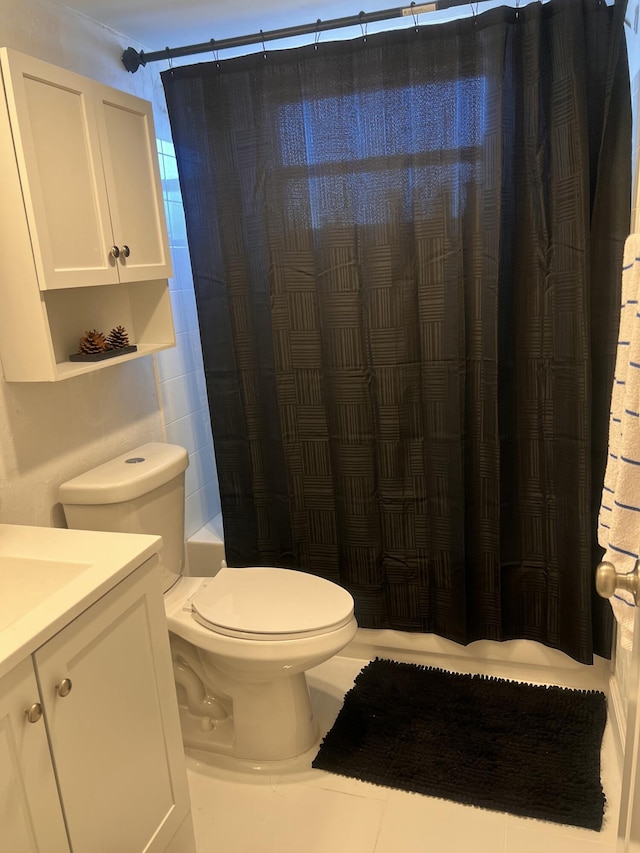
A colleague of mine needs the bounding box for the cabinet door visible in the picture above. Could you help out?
[0,49,117,289]
[94,85,172,284]
[34,560,191,853]
[0,658,70,853]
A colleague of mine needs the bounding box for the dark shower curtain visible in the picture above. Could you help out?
[162,0,630,663]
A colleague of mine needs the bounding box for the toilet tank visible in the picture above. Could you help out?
[59,442,189,593]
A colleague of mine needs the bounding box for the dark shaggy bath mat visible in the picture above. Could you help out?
[312,658,607,830]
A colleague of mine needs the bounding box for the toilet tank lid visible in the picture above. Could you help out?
[59,442,189,505]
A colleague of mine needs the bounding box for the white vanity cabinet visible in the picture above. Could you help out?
[0,556,195,853]
[0,47,176,381]
[0,658,70,852]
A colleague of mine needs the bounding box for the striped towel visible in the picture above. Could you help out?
[598,233,640,650]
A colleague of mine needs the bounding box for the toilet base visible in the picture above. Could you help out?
[166,577,357,762]
[176,671,320,761]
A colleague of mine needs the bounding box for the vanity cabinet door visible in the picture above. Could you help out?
[0,658,70,853]
[34,560,191,853]
[0,48,118,290]
[94,84,172,284]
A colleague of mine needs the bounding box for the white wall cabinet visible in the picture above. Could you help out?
[1,48,171,290]
[0,559,195,853]
[0,47,176,381]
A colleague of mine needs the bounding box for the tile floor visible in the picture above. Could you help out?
[185,653,622,853]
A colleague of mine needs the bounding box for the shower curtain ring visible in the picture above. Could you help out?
[410,1,420,29]
[314,19,322,50]
[359,11,368,42]
[260,29,267,59]
[210,38,220,65]
[166,49,173,70]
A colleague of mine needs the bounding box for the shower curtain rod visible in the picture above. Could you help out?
[121,0,479,73]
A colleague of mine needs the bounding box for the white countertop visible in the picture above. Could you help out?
[0,523,162,680]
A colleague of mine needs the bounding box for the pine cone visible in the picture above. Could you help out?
[78,329,107,354]
[106,325,130,350]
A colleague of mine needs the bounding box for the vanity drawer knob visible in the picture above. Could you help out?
[56,678,73,698]
[110,245,120,259]
[25,703,43,723]
[121,244,130,258]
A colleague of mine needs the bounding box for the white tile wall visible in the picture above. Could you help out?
[154,139,221,538]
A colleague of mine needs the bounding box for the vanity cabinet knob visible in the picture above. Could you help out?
[25,703,43,723]
[110,245,120,259]
[121,245,130,258]
[56,678,73,698]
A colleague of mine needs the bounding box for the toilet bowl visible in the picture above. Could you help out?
[59,442,357,761]
[166,570,356,759]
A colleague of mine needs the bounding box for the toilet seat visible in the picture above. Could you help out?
[191,566,354,641]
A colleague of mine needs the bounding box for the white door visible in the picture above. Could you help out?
[0,658,70,853]
[617,602,640,851]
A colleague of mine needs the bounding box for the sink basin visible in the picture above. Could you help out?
[0,555,92,632]
[0,523,162,681]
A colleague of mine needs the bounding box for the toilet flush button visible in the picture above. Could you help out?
[125,457,146,464]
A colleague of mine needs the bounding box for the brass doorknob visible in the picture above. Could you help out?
[595,561,639,605]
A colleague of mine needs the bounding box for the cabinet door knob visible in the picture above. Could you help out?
[110,245,120,259]
[56,678,73,698]
[121,245,130,258]
[25,702,43,723]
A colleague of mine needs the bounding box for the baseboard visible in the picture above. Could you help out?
[163,812,197,853]
[608,670,627,774]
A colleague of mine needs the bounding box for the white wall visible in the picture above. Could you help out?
[156,140,221,536]
[0,0,220,534]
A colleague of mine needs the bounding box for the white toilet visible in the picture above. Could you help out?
[59,442,357,761]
